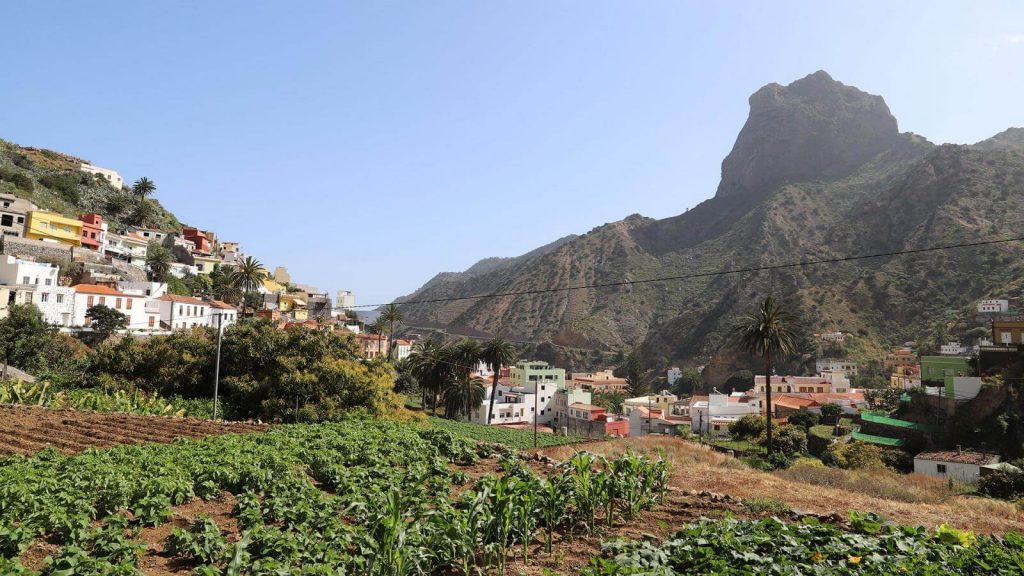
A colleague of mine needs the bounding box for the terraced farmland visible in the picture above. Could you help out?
[0,405,267,456]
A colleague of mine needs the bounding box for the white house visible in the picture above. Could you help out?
[79,163,124,189]
[35,286,75,326]
[818,331,845,343]
[392,339,414,361]
[71,284,159,330]
[169,262,199,278]
[666,366,682,386]
[628,407,680,437]
[127,226,166,243]
[978,299,1009,314]
[156,294,212,330]
[913,450,1001,483]
[117,281,168,299]
[940,342,968,356]
[0,255,59,288]
[550,387,593,429]
[105,232,148,268]
[814,358,858,379]
[472,382,537,425]
[689,391,763,436]
[208,300,238,329]
[336,290,356,310]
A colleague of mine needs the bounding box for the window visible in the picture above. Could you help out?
[56,294,63,304]
[99,297,105,306]
[126,298,132,309]
[22,276,29,284]
[40,293,48,303]
[115,298,122,309]
[148,316,155,328]
[87,295,94,307]
[937,464,947,474]
[0,215,11,227]
[44,278,52,286]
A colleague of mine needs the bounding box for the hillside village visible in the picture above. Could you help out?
[1,151,366,339]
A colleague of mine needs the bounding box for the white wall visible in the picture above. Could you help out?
[0,255,58,287]
[35,286,74,326]
[913,459,983,483]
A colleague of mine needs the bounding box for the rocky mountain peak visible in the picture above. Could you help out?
[716,71,901,200]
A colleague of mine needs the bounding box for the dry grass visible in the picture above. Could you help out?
[539,436,1024,534]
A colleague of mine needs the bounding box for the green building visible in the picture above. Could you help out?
[920,356,972,399]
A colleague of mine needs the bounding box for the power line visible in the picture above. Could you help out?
[342,234,1024,309]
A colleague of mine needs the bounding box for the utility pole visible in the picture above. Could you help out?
[213,313,223,420]
[647,394,652,435]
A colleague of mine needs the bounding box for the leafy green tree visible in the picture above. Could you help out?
[86,305,127,341]
[734,296,798,454]
[820,403,843,424]
[131,177,156,198]
[380,304,403,362]
[728,414,765,440]
[786,408,820,431]
[759,424,806,458]
[822,441,886,470]
[0,304,54,378]
[481,337,517,424]
[209,265,242,304]
[623,349,652,397]
[724,369,755,392]
[233,256,267,312]
[145,241,172,282]
[672,367,704,396]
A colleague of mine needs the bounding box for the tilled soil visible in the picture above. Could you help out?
[0,404,269,456]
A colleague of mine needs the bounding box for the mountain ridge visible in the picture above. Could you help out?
[398,71,1024,375]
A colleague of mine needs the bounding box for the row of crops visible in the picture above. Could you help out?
[426,416,586,448]
[0,420,666,574]
[582,513,1024,575]
[0,380,188,417]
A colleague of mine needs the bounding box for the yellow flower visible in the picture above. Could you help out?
[812,551,825,563]
[848,556,862,564]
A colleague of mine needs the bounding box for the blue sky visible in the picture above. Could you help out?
[2,2,1022,306]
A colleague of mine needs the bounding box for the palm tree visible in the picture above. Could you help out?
[408,339,451,414]
[369,316,388,360]
[480,337,517,424]
[441,374,486,421]
[131,199,156,227]
[447,339,483,420]
[733,296,798,454]
[145,241,172,282]
[131,177,156,198]
[380,304,403,362]
[233,256,267,314]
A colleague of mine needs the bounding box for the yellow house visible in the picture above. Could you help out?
[260,273,287,295]
[193,255,221,275]
[279,293,309,320]
[24,210,83,247]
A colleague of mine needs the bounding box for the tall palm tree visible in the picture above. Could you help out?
[233,256,267,314]
[145,241,172,282]
[480,337,517,424]
[380,303,403,362]
[447,339,483,420]
[408,339,451,414]
[369,316,388,360]
[733,296,798,454]
[131,177,156,198]
[441,374,486,421]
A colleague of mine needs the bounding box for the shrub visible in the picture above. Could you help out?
[729,414,765,440]
[822,441,885,469]
[820,403,843,424]
[39,172,84,203]
[743,452,794,471]
[759,424,807,457]
[741,497,791,515]
[0,166,33,192]
[978,469,1024,500]
[786,408,820,430]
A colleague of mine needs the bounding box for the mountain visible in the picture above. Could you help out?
[399,71,1024,375]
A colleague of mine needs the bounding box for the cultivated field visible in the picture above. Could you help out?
[0,404,268,456]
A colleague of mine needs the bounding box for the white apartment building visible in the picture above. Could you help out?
[0,255,59,288]
[71,284,159,330]
[940,342,968,356]
[472,383,537,425]
[754,372,851,394]
[156,294,212,330]
[105,232,148,268]
[336,290,355,310]
[79,163,124,189]
[814,358,858,379]
[508,360,566,424]
[978,299,1009,314]
[35,286,75,326]
[689,392,763,436]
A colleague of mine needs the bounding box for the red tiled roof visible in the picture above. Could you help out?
[209,300,235,309]
[157,294,206,305]
[569,403,605,411]
[772,395,820,409]
[73,284,125,296]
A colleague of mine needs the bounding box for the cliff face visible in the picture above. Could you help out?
[399,72,1024,371]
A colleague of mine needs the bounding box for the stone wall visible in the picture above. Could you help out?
[0,236,73,263]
